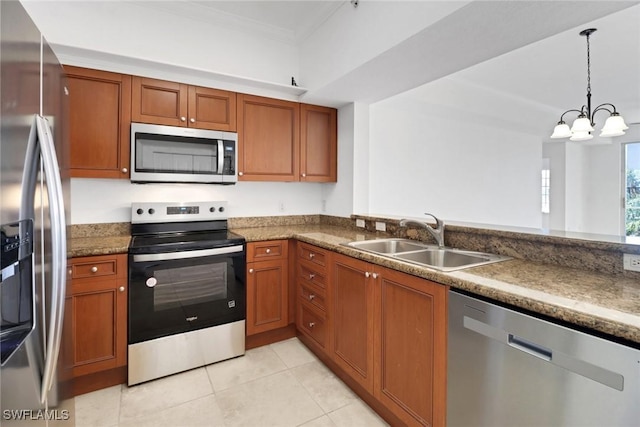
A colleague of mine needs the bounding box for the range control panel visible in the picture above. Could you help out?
[131,201,228,224]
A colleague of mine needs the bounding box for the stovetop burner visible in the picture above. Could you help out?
[128,201,245,254]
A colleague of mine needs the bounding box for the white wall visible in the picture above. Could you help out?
[368,97,543,228]
[322,104,354,218]
[22,1,298,88]
[71,179,324,224]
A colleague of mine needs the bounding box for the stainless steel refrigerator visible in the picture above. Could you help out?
[1,1,72,425]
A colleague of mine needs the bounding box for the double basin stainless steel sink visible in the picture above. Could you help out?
[343,238,510,272]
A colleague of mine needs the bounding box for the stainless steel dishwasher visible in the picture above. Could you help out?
[448,290,640,427]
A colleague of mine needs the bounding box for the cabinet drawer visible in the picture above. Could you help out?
[299,282,326,313]
[298,303,326,348]
[248,240,286,261]
[297,243,327,270]
[71,258,118,280]
[298,262,327,289]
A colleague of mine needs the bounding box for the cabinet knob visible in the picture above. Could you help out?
[180,116,186,122]
[190,118,196,123]
[309,273,315,280]
[265,248,271,254]
[118,286,125,292]
[249,268,254,274]
[91,266,98,273]
[308,322,315,328]
[121,167,128,173]
[372,273,379,279]
[309,294,315,301]
[309,253,315,259]
[365,271,371,278]
[301,173,306,178]
[238,172,244,176]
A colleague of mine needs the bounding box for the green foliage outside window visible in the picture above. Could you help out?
[627,169,640,236]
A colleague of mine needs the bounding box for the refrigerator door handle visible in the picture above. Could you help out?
[34,115,67,403]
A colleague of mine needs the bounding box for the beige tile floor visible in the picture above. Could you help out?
[74,338,389,427]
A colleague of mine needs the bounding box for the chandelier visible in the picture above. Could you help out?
[550,28,628,141]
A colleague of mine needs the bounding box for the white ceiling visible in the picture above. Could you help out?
[143,0,345,44]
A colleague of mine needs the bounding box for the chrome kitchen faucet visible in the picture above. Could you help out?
[399,213,445,248]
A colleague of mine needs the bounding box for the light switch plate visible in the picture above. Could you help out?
[375,221,386,232]
[356,219,365,228]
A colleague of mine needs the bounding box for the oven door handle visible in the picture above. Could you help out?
[132,245,244,263]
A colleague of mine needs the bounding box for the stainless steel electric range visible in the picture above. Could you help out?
[127,201,246,385]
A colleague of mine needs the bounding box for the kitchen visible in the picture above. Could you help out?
[2,1,640,426]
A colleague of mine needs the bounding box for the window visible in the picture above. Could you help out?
[625,142,640,237]
[541,168,550,214]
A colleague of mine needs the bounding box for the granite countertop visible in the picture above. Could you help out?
[235,224,640,345]
[70,235,131,257]
[70,223,640,345]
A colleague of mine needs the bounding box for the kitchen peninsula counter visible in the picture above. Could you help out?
[235,224,640,345]
[69,221,640,345]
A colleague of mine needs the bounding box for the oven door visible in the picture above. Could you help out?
[128,244,246,344]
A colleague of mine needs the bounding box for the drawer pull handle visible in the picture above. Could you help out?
[266,248,271,254]
[309,294,315,301]
[308,322,315,328]
[90,266,98,273]
[309,253,315,259]
[118,286,125,292]
[309,274,315,280]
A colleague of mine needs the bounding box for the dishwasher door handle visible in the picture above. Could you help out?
[508,334,552,361]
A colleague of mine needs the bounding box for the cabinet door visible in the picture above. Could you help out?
[65,66,131,178]
[246,259,288,335]
[132,76,188,127]
[300,104,337,182]
[188,86,236,131]
[68,254,127,378]
[375,267,447,427]
[331,253,375,392]
[237,94,299,181]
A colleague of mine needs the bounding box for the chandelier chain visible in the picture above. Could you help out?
[586,33,591,96]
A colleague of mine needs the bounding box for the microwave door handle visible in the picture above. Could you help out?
[217,140,224,175]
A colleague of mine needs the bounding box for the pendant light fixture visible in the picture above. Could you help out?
[550,28,628,141]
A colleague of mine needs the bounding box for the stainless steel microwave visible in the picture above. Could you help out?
[130,123,237,184]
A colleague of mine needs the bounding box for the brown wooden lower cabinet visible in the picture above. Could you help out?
[246,240,289,336]
[298,248,447,427]
[65,254,128,395]
[374,267,447,427]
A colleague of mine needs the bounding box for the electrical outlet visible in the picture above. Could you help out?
[356,219,365,228]
[623,254,640,272]
[375,221,386,232]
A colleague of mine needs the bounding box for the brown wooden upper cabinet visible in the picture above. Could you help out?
[238,95,337,182]
[65,66,131,179]
[131,76,236,131]
[300,104,337,182]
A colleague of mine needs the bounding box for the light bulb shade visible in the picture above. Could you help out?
[550,122,572,139]
[599,129,625,137]
[601,114,629,134]
[569,131,593,141]
[571,117,594,133]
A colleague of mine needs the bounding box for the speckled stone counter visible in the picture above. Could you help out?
[70,220,640,345]
[70,223,130,257]
[233,225,640,345]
